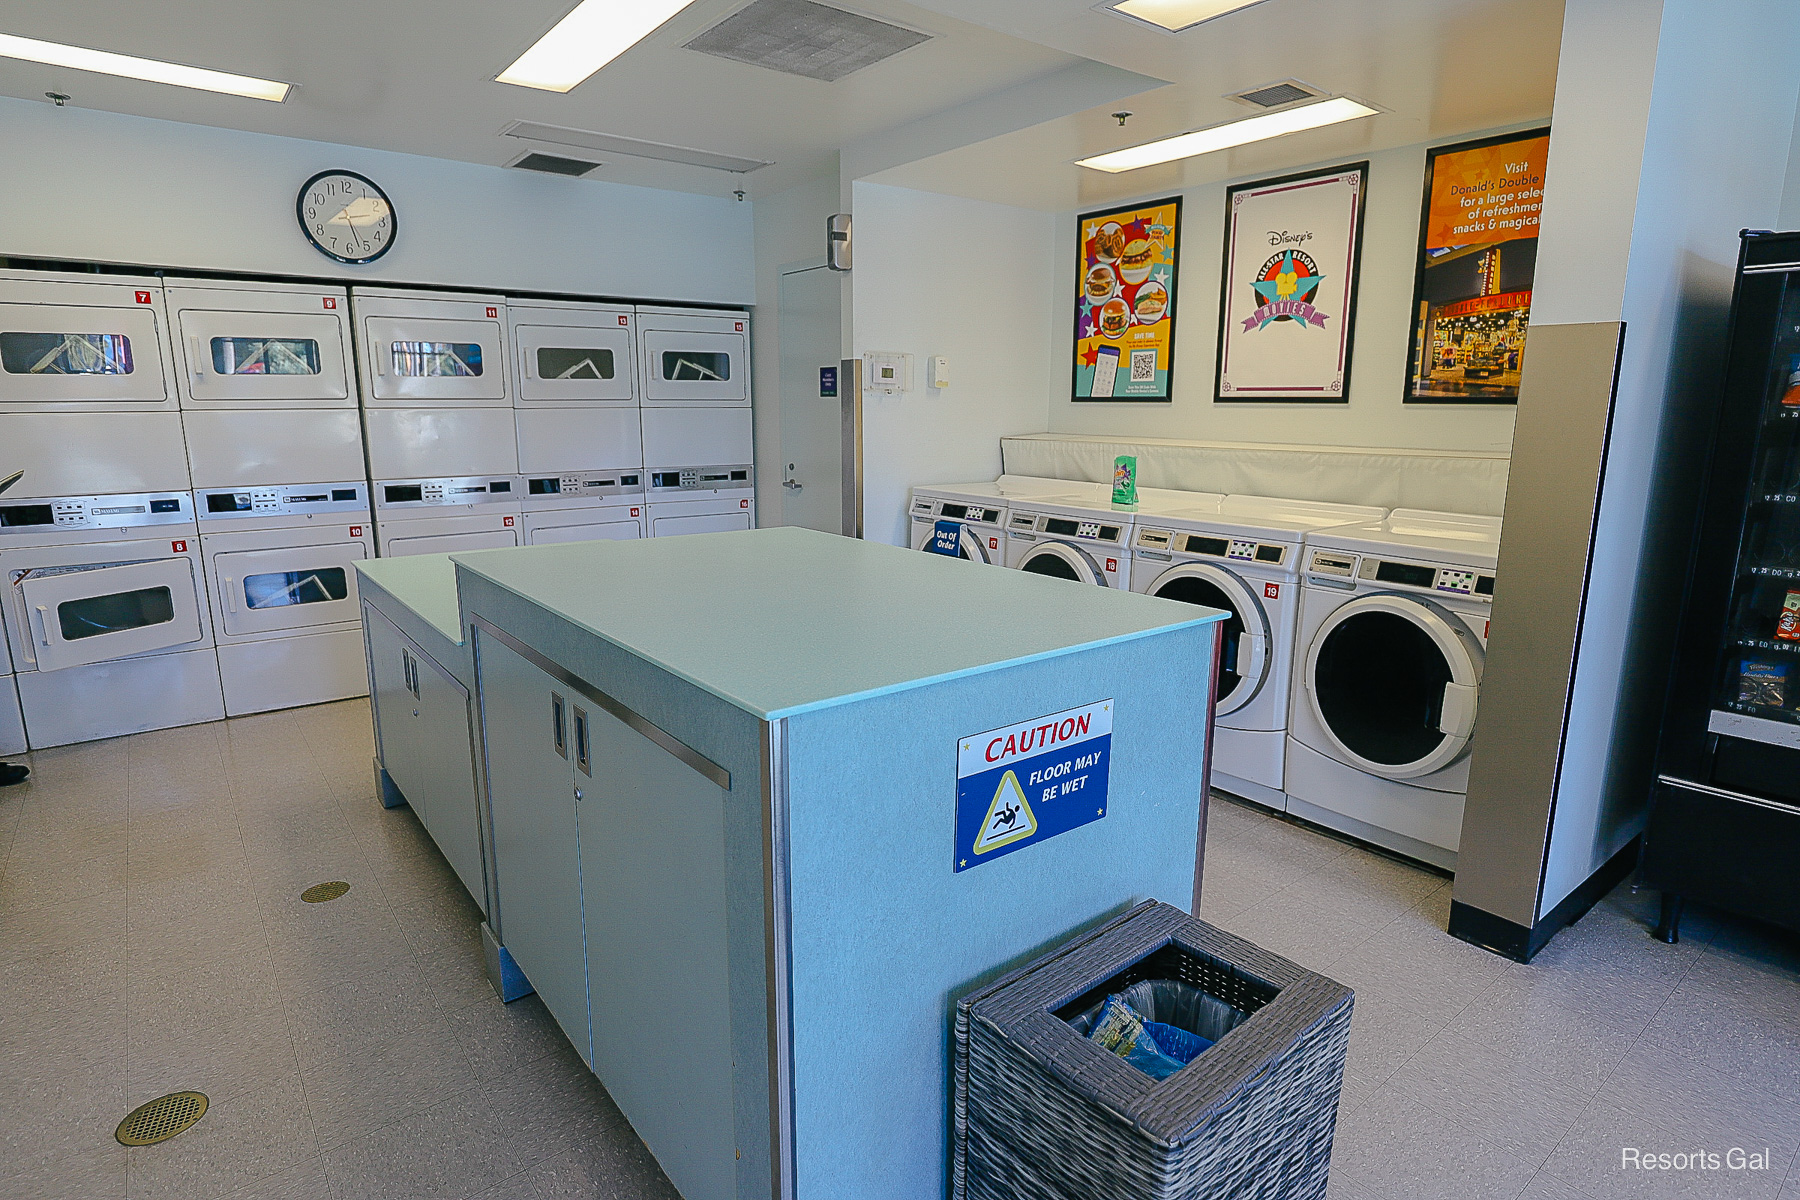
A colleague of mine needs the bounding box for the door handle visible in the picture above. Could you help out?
[551,692,568,758]
[189,335,206,380]
[1439,682,1478,739]
[782,479,803,491]
[522,348,535,380]
[31,604,50,648]
[223,578,238,613]
[573,706,591,777]
[374,343,387,376]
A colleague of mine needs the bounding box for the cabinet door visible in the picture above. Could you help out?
[576,703,735,1200]
[479,636,591,1064]
[365,607,424,810]
[413,649,485,912]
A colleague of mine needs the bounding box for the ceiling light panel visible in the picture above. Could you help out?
[0,31,290,101]
[1106,0,1270,33]
[497,0,702,93]
[1076,96,1379,173]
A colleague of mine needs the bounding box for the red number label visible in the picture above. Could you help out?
[171,540,187,553]
[486,306,498,318]
[134,290,152,304]
[735,322,744,331]
[989,537,998,550]
[323,297,337,309]
[740,499,750,508]
[630,507,640,517]
[618,315,629,326]
[349,526,362,537]
[1264,582,1280,599]
[503,516,514,526]
[1106,558,1117,573]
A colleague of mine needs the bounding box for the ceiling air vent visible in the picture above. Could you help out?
[1228,79,1326,109]
[683,0,931,83]
[502,121,772,175]
[509,151,601,177]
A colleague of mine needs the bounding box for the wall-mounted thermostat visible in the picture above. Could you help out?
[928,356,949,389]
[865,351,911,395]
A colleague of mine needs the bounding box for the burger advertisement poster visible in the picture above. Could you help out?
[1074,197,1182,401]
[1404,128,1549,404]
[1216,163,1368,403]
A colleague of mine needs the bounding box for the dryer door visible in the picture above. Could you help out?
[21,557,205,670]
[524,515,644,545]
[176,309,351,406]
[650,509,751,537]
[382,527,519,557]
[1147,562,1270,715]
[640,329,748,404]
[363,317,505,403]
[1302,593,1483,780]
[1018,540,1105,585]
[516,322,635,405]
[212,541,366,636]
[0,305,169,408]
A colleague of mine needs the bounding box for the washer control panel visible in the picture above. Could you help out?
[1011,510,1126,545]
[0,491,191,533]
[912,498,1001,524]
[1360,556,1496,600]
[1139,526,1287,564]
[376,476,520,509]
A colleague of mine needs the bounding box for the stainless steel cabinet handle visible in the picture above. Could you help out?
[573,787,583,801]
[782,479,802,491]
[573,706,591,777]
[551,692,568,758]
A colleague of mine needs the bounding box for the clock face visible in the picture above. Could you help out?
[297,170,395,264]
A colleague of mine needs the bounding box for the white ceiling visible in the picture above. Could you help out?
[0,0,1563,206]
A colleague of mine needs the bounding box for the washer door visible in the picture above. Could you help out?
[1303,593,1483,780]
[914,522,997,565]
[1018,540,1104,585]
[1148,562,1269,715]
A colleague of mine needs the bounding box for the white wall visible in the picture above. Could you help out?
[851,182,1058,546]
[1046,133,1550,455]
[0,95,752,304]
[750,167,842,516]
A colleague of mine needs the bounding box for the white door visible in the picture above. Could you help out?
[383,527,520,556]
[1017,540,1105,585]
[363,316,505,403]
[1145,563,1270,715]
[525,517,644,545]
[1303,593,1483,780]
[175,309,351,406]
[515,322,636,404]
[651,511,751,537]
[776,264,843,533]
[640,329,748,404]
[0,304,169,408]
[20,557,205,670]
[212,541,366,636]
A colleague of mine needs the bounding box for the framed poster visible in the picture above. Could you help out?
[1404,128,1550,404]
[1216,163,1367,403]
[1073,197,1181,401]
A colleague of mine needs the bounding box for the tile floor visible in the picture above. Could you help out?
[1,699,1796,1199]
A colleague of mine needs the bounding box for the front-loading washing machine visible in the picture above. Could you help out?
[1130,494,1387,810]
[1004,493,1150,588]
[195,482,374,716]
[908,478,1085,565]
[1284,509,1502,871]
[0,489,224,747]
[521,471,647,544]
[373,475,523,556]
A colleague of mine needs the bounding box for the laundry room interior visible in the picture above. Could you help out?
[5,2,1800,1199]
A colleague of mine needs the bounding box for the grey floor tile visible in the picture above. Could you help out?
[1331,1086,1548,1199]
[124,1079,320,1200]
[1385,1025,1599,1152]
[218,1155,338,1200]
[1516,1172,1600,1199]
[278,961,445,1070]
[0,1139,128,1200]
[1448,969,1658,1091]
[0,845,127,912]
[126,997,299,1112]
[1328,914,1511,1015]
[1339,990,1453,1086]
[297,1017,481,1149]
[466,1132,684,1200]
[0,989,127,1117]
[1211,895,1385,975]
[445,992,574,1083]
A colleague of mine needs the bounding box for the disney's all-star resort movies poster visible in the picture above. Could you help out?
[1216,163,1369,403]
[1404,128,1549,404]
[1074,197,1182,401]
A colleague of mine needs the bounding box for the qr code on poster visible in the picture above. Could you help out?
[1130,350,1156,383]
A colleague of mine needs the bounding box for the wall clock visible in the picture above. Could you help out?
[296,170,396,265]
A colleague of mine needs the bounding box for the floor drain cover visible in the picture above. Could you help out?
[116,1092,208,1146]
[301,880,350,903]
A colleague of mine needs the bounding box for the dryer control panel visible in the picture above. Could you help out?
[526,472,644,499]
[0,491,191,533]
[376,476,520,509]
[198,482,367,521]
[648,465,751,495]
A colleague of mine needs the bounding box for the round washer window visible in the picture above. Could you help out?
[1313,609,1452,766]
[1022,550,1081,581]
[1154,575,1244,700]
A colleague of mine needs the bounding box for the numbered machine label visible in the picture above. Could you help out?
[954,700,1112,872]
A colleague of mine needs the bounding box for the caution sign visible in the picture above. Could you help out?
[955,700,1112,872]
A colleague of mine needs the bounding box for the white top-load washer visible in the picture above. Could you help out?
[351,288,521,555]
[510,298,647,545]
[0,489,224,747]
[1284,508,1502,871]
[908,477,1089,566]
[1129,494,1387,809]
[637,307,753,535]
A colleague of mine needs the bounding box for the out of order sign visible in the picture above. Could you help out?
[954,700,1113,872]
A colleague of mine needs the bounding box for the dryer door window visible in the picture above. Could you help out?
[1305,594,1482,780]
[212,541,366,636]
[1150,564,1270,714]
[1020,541,1104,585]
[20,557,205,670]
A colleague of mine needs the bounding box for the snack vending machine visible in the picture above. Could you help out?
[1646,229,1800,941]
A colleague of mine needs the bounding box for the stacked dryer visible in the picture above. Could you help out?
[636,307,754,535]
[170,280,374,716]
[0,270,224,746]
[353,288,523,555]
[509,298,646,545]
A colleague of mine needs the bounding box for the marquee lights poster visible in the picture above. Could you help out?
[1215,163,1368,403]
[1073,197,1181,401]
[1404,128,1550,404]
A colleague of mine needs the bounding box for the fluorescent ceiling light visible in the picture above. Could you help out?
[496,0,701,92]
[1108,0,1270,33]
[1076,96,1379,173]
[0,31,290,101]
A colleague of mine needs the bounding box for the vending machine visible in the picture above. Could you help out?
[1646,229,1800,941]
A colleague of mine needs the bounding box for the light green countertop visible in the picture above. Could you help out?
[355,554,465,647]
[452,526,1223,720]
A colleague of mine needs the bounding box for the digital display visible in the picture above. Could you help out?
[332,489,358,502]
[1100,526,1120,540]
[1476,575,1496,596]
[528,478,561,495]
[1375,561,1438,588]
[585,480,613,489]
[289,494,327,504]
[385,485,424,503]
[1185,535,1229,557]
[730,470,748,480]
[1045,517,1080,536]
[653,472,682,488]
[207,493,250,513]
[0,504,53,527]
[941,503,969,520]
[489,480,511,493]
[621,474,639,486]
[1256,545,1284,563]
[149,499,182,514]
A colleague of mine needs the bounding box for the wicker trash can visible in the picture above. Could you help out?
[954,900,1354,1200]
